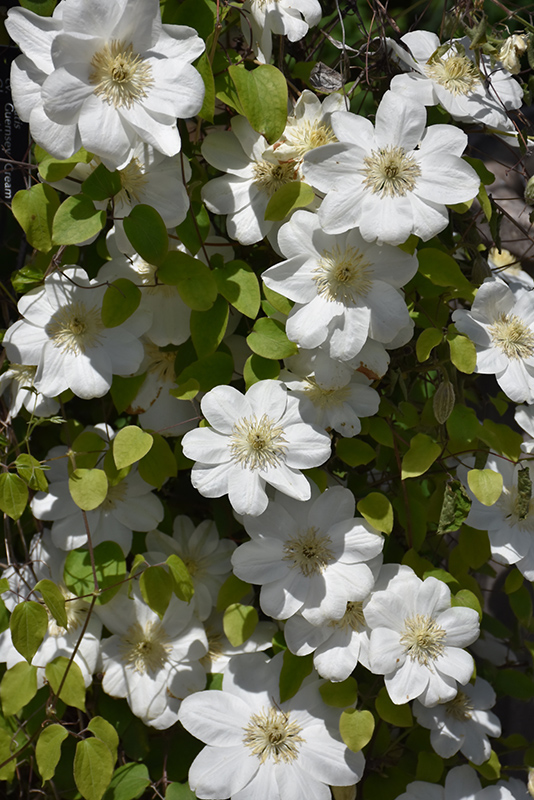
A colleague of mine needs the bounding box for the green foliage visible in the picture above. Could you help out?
[82,163,122,201]
[320,678,358,708]
[10,600,48,662]
[52,194,106,245]
[158,251,217,310]
[12,183,60,252]
[217,574,251,611]
[166,555,195,603]
[467,468,503,506]
[247,317,298,359]
[15,454,48,492]
[101,279,142,327]
[36,724,69,782]
[123,204,169,265]
[243,354,280,388]
[0,472,29,520]
[46,656,87,711]
[437,480,471,534]
[416,328,442,362]
[139,566,173,619]
[228,64,287,143]
[264,182,315,221]
[102,763,151,800]
[336,438,376,467]
[0,661,38,717]
[375,688,413,727]
[138,432,178,488]
[191,295,229,357]
[357,493,393,534]
[214,260,261,318]
[279,650,313,702]
[34,579,68,629]
[401,434,441,480]
[339,709,375,752]
[69,468,109,510]
[64,542,126,605]
[222,603,258,646]
[113,426,154,470]
[74,737,115,800]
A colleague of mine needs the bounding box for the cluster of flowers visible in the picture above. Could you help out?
[0,0,533,799]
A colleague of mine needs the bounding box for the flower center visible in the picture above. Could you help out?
[284,119,337,157]
[303,377,351,409]
[488,313,534,359]
[48,589,88,637]
[200,628,224,668]
[117,157,148,204]
[46,302,104,355]
[89,39,154,109]
[330,601,366,631]
[100,480,128,511]
[243,706,304,764]
[182,556,198,577]
[229,414,288,470]
[313,244,373,304]
[253,159,296,196]
[362,145,421,198]
[425,52,481,96]
[445,690,474,721]
[283,526,334,576]
[120,620,172,674]
[8,364,37,387]
[144,342,177,382]
[399,613,446,666]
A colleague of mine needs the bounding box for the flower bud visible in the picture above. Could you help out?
[433,380,455,424]
[498,34,527,74]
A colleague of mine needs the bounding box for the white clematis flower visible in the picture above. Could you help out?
[181,380,332,517]
[274,89,344,163]
[0,363,59,422]
[452,277,534,404]
[397,765,520,800]
[241,0,322,64]
[6,0,205,169]
[302,90,480,245]
[179,652,365,800]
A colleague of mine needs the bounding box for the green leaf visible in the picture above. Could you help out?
[339,709,375,752]
[139,566,173,619]
[216,574,251,612]
[113,426,153,470]
[262,284,293,315]
[418,248,474,299]
[0,661,38,717]
[162,0,215,37]
[504,568,523,594]
[215,260,261,318]
[336,438,376,467]
[102,763,151,800]
[464,156,495,185]
[45,656,87,711]
[416,328,443,362]
[478,184,492,221]
[196,52,215,123]
[14,454,48,492]
[36,724,69,782]
[138,432,177,489]
[123,204,168,266]
[319,678,358,708]
[74,737,114,800]
[448,329,477,374]
[451,588,482,620]
[190,295,229,358]
[37,147,92,181]
[516,465,532,520]
[0,728,16,782]
[467,468,503,506]
[82,163,122,201]
[110,373,147,415]
[10,600,48,662]
[158,251,217,310]
[52,194,106,245]
[88,717,119,764]
[247,317,298,359]
[165,783,197,800]
[166,555,195,603]
[0,598,9,635]
[19,0,57,16]
[71,431,107,470]
[474,749,501,780]
[279,650,313,702]
[375,687,413,727]
[64,541,126,606]
[0,472,29,520]
[228,64,287,143]
[264,181,315,221]
[34,579,68,630]
[508,585,532,623]
[401,433,441,480]
[243,354,280,388]
[12,183,60,252]
[69,468,108,511]
[101,279,142,328]
[436,480,472,534]
[176,351,233,393]
[175,202,210,255]
[356,492,392,534]
[416,751,443,783]
[222,603,258,647]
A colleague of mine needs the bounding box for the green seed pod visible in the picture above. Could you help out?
[433,380,455,424]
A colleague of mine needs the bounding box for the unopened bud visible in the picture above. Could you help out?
[525,176,534,206]
[528,768,534,798]
[433,380,455,424]
[498,34,527,74]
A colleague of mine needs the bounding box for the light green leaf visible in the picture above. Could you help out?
[82,163,122,201]
[45,656,86,711]
[0,661,38,717]
[166,555,195,603]
[176,351,234,393]
[336,438,376,467]
[0,728,16,782]
[165,783,197,800]
[196,52,215,123]
[138,432,178,489]
[12,183,60,252]
[223,603,258,647]
[243,354,280,389]
[175,202,210,255]
[158,251,217,310]
[88,717,119,764]
[339,709,375,752]
[74,737,114,800]
[0,598,9,635]
[375,687,413,727]
[215,260,261,318]
[356,492,392,534]
[262,284,293,315]
[69,468,108,511]
[70,431,107,470]
[216,575,251,612]
[320,678,358,708]
[448,329,477,374]
[101,279,142,328]
[190,295,229,358]
[34,579,68,630]
[228,64,287,143]
[416,328,443,362]
[401,433,441,480]
[113,426,153,470]
[10,600,48,662]
[15,454,48,492]
[52,194,106,245]
[110,373,147,415]
[467,468,503,506]
[139,566,173,619]
[102,763,151,800]
[264,181,315,221]
[474,749,501,780]
[452,588,482,620]
[478,184,492,221]
[0,472,29,520]
[464,156,495,185]
[247,317,298,359]
[64,542,126,605]
[279,650,313,702]
[37,147,92,181]
[36,724,69,782]
[418,248,474,299]
[170,378,199,401]
[123,204,168,265]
